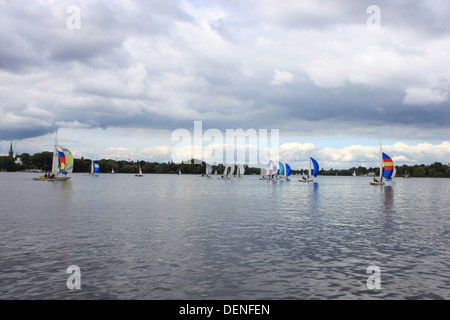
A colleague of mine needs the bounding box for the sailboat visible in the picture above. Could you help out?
[370,144,385,185]
[237,164,245,178]
[33,134,73,181]
[285,163,291,180]
[112,159,117,174]
[178,169,181,175]
[88,160,100,176]
[299,156,319,182]
[201,164,213,177]
[353,170,357,177]
[260,161,277,180]
[206,164,213,177]
[135,163,143,177]
[229,164,235,178]
[404,169,410,178]
[220,164,231,179]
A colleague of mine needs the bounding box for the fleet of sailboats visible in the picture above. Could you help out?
[28,136,401,187]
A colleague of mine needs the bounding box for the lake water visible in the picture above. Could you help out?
[1,172,449,300]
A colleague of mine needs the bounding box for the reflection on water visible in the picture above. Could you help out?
[383,185,394,214]
[0,173,449,300]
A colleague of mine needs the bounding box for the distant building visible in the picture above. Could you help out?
[368,172,375,176]
[9,142,13,158]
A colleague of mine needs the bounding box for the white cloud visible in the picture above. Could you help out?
[403,87,448,105]
[102,146,172,161]
[54,121,92,129]
[269,69,294,86]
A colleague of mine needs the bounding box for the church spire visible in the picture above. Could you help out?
[9,142,14,158]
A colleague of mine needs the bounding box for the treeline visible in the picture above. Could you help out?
[320,163,450,178]
[1,152,449,177]
[0,152,262,175]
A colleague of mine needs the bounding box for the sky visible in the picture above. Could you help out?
[1,0,450,169]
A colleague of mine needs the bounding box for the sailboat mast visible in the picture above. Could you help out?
[379,144,383,180]
[308,152,311,179]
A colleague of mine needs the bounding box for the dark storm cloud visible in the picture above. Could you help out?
[1,0,449,143]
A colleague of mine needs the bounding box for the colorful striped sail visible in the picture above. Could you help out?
[58,146,74,175]
[383,153,394,180]
[269,161,278,176]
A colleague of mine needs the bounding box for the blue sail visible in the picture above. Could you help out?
[278,162,285,175]
[311,157,319,178]
[285,164,291,176]
[94,161,100,174]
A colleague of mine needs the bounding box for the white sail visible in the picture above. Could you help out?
[370,143,385,185]
[229,164,235,177]
[238,164,245,177]
[52,135,59,175]
[222,165,229,178]
[226,165,230,177]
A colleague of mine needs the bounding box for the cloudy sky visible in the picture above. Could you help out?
[1,0,449,169]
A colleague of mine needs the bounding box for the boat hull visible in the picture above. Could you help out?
[370,181,385,185]
[33,176,71,181]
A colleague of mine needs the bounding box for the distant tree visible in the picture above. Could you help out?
[19,153,31,166]
[0,156,16,171]
[30,152,53,172]
[446,167,450,178]
[413,167,426,177]
[429,169,437,177]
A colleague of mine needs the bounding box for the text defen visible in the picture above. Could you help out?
[224,305,269,315]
